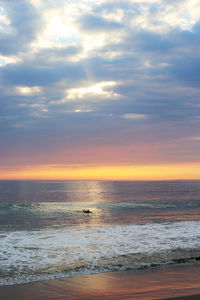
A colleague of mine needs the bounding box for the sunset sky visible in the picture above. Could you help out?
[0,0,200,180]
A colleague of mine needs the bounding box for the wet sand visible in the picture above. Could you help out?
[1,264,200,300]
[163,296,200,300]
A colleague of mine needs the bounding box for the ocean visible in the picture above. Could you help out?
[0,180,200,286]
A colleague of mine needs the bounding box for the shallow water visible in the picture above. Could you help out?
[0,180,200,285]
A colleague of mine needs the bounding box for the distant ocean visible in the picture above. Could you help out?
[0,180,200,286]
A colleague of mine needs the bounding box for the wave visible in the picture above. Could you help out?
[1,220,200,285]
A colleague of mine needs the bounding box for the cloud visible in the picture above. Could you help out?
[78,13,124,32]
[15,86,42,95]
[187,136,200,141]
[1,60,86,86]
[122,114,147,119]
[0,0,200,169]
[65,81,119,100]
[0,1,43,55]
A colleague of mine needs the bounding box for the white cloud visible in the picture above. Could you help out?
[0,6,11,31]
[30,0,200,60]
[66,81,119,100]
[50,81,120,105]
[29,0,43,6]
[15,86,42,95]
[0,54,21,66]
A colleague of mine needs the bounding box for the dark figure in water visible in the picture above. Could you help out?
[82,209,92,213]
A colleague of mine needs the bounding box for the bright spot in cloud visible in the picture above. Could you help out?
[29,0,43,6]
[66,81,119,100]
[16,86,42,95]
[0,55,20,66]
[0,6,10,29]
[42,9,78,44]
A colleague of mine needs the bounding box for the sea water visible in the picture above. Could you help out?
[0,180,200,285]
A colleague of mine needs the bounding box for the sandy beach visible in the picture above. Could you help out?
[1,264,200,300]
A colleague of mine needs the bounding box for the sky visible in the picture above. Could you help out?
[0,0,200,180]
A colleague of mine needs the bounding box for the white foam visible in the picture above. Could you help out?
[1,220,200,285]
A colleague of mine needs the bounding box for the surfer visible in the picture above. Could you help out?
[82,209,92,213]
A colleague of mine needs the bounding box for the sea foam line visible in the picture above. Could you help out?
[0,221,200,285]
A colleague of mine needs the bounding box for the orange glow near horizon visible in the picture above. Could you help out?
[0,163,200,181]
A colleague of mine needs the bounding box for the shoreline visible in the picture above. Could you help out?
[1,264,200,299]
